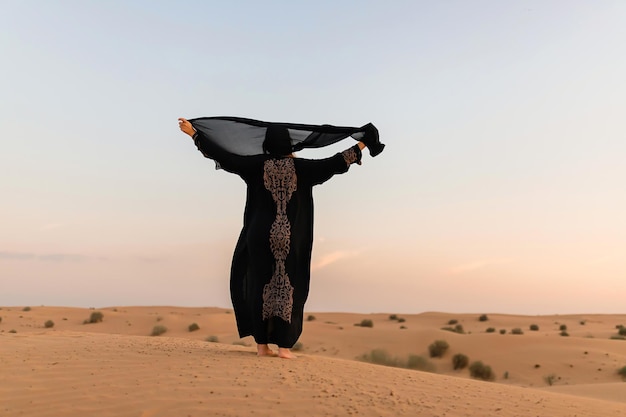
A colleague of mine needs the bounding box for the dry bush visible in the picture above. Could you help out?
[469,361,495,381]
[618,366,626,380]
[86,311,104,323]
[479,314,488,322]
[406,355,436,372]
[359,350,435,372]
[151,325,167,336]
[188,323,200,332]
[485,327,496,333]
[530,324,539,331]
[22,306,31,312]
[359,349,400,367]
[452,353,469,370]
[357,319,374,328]
[447,319,458,325]
[44,320,54,328]
[442,324,464,334]
[544,373,558,386]
[307,315,316,321]
[428,340,449,358]
[205,335,219,343]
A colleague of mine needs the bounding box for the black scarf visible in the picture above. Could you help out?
[189,116,384,160]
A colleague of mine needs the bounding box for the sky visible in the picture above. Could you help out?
[1,0,625,314]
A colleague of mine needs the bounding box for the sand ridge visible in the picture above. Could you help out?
[1,306,625,416]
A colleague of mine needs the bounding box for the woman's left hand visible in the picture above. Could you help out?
[178,117,197,137]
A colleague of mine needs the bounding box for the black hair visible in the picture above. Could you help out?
[263,125,293,156]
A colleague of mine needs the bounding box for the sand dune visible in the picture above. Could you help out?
[1,306,625,416]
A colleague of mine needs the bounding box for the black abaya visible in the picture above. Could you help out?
[190,118,378,348]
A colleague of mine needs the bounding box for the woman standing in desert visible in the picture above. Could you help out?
[179,116,383,359]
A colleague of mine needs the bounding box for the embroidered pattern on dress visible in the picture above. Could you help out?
[262,158,297,322]
[342,147,359,166]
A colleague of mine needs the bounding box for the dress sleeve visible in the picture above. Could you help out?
[192,130,255,178]
[298,144,362,186]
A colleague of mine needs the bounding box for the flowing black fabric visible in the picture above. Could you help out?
[189,117,375,348]
[189,116,383,169]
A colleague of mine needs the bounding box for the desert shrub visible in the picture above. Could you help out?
[9,329,17,333]
[151,325,167,336]
[87,311,104,323]
[0,316,2,323]
[359,350,435,372]
[292,342,303,351]
[469,361,495,381]
[618,366,626,380]
[389,314,398,320]
[44,320,54,328]
[452,353,469,370]
[485,327,495,333]
[358,319,374,328]
[503,371,509,379]
[188,323,200,332]
[530,324,539,331]
[428,340,449,358]
[307,315,316,321]
[359,349,400,367]
[618,327,626,336]
[559,324,567,331]
[499,329,506,334]
[407,355,436,372]
[397,317,406,323]
[610,335,626,340]
[579,320,586,325]
[447,319,458,325]
[205,335,219,342]
[156,316,163,322]
[22,306,31,312]
[511,328,524,335]
[441,326,463,333]
[560,331,569,337]
[399,325,407,329]
[544,373,558,386]
[479,314,488,322]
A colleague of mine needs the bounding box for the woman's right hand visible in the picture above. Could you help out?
[178,117,197,137]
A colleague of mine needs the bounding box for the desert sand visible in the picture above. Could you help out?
[1,306,625,416]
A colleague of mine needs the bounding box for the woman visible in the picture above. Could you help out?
[179,117,381,359]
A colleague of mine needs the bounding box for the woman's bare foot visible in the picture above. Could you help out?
[278,348,295,359]
[257,344,276,357]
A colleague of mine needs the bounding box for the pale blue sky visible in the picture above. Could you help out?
[1,1,625,313]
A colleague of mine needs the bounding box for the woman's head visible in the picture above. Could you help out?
[263,125,293,156]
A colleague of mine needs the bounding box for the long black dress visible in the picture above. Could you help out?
[192,129,363,348]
